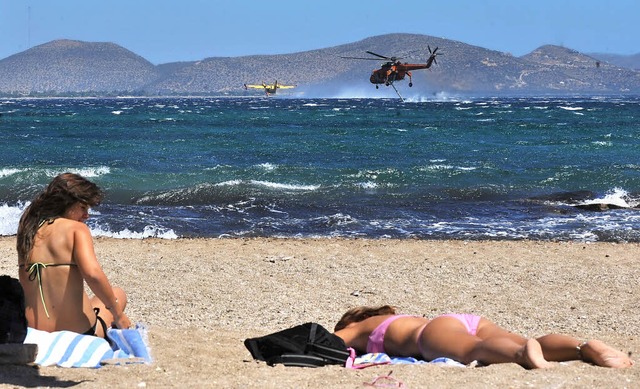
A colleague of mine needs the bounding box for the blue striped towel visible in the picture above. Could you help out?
[24,324,151,368]
[353,353,466,368]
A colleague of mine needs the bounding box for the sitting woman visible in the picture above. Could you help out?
[17,173,131,340]
[333,305,633,369]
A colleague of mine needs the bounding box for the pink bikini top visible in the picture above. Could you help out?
[367,315,412,354]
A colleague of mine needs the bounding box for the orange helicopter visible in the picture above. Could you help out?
[342,46,440,99]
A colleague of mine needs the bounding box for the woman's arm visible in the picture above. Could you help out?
[72,223,131,328]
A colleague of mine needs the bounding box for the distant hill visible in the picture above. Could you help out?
[589,52,640,70]
[1,34,639,97]
[0,40,159,95]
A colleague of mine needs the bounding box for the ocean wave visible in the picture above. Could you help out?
[356,182,378,189]
[0,202,26,236]
[91,225,178,239]
[0,166,111,182]
[255,163,277,171]
[420,164,477,172]
[134,180,320,205]
[250,180,319,191]
[591,141,612,147]
[71,166,112,178]
[0,168,25,178]
[577,188,639,208]
[531,188,639,209]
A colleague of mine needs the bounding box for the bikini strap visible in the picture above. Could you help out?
[37,217,58,228]
[26,262,51,318]
[94,308,116,348]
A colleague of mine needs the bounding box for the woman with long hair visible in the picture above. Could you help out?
[17,173,131,339]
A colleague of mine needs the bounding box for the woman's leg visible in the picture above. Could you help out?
[418,316,552,368]
[537,334,634,368]
[90,287,128,337]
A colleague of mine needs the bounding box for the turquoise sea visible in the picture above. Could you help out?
[1,96,639,241]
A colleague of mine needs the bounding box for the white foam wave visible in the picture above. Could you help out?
[578,188,638,208]
[421,164,477,172]
[559,106,584,111]
[357,181,378,189]
[591,141,612,147]
[1,166,111,180]
[215,180,242,187]
[250,180,319,191]
[256,163,277,171]
[71,166,111,178]
[0,168,25,178]
[0,202,179,239]
[0,203,27,236]
[91,225,178,239]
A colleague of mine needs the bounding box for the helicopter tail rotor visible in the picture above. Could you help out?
[426,46,441,68]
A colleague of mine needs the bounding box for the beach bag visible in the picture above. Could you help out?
[0,275,28,344]
[244,322,350,367]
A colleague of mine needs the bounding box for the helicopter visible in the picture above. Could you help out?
[243,80,295,96]
[341,46,440,100]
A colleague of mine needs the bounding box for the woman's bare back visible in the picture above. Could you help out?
[19,218,97,333]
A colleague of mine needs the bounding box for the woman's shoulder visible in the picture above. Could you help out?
[44,217,92,238]
[52,217,89,228]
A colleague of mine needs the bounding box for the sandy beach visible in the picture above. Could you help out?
[0,236,638,388]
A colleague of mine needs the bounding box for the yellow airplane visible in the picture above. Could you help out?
[243,80,295,96]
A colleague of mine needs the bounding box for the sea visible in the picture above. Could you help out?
[1,95,639,242]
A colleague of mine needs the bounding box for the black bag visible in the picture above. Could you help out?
[244,322,350,367]
[0,275,28,344]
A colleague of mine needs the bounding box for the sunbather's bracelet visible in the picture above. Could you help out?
[576,341,588,360]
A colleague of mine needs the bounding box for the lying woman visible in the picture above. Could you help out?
[333,305,633,369]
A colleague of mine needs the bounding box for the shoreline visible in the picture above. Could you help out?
[1,237,638,388]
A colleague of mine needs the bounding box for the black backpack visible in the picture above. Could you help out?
[0,275,28,344]
[244,322,350,367]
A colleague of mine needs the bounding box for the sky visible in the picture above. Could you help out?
[1,0,638,65]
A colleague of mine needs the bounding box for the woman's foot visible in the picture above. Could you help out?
[580,340,634,368]
[519,339,554,369]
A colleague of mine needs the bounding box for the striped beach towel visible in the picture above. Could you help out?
[24,324,151,368]
[352,353,466,368]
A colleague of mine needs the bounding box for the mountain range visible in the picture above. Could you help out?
[1,33,639,97]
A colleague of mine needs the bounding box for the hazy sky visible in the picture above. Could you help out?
[1,0,638,64]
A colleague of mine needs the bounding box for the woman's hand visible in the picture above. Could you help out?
[111,311,132,329]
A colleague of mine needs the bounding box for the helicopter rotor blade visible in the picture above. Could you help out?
[366,51,402,61]
[427,46,442,65]
[366,51,392,60]
[339,56,385,60]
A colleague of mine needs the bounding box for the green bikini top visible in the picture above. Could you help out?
[22,262,77,318]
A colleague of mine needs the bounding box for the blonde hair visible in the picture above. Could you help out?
[334,305,397,331]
